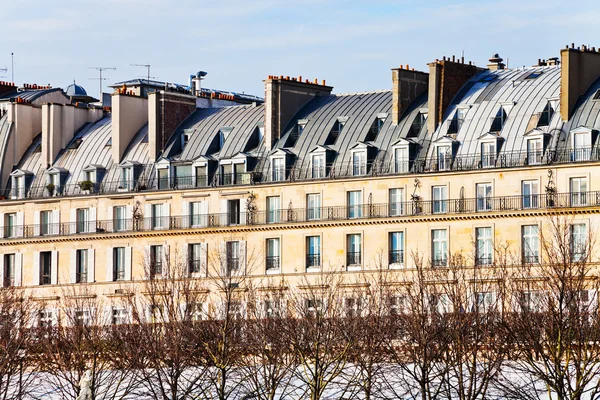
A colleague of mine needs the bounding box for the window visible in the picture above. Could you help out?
[526,71,543,80]
[388,295,407,315]
[11,175,26,199]
[76,208,90,233]
[181,133,190,149]
[437,146,450,171]
[432,229,448,266]
[518,291,544,313]
[481,142,496,168]
[408,113,426,137]
[432,186,448,214]
[490,107,506,132]
[226,241,240,274]
[311,154,325,179]
[4,213,16,238]
[352,151,367,176]
[347,234,362,266]
[365,117,385,142]
[187,202,204,227]
[74,309,91,327]
[287,122,305,147]
[389,188,404,216]
[120,167,132,190]
[571,224,587,262]
[474,292,495,313]
[40,251,52,285]
[394,147,409,173]
[527,139,542,165]
[345,297,363,318]
[76,249,88,283]
[266,238,280,271]
[476,183,493,211]
[113,247,126,281]
[150,245,163,278]
[112,308,128,325]
[573,132,591,161]
[537,102,554,127]
[307,193,321,220]
[347,191,362,218]
[174,165,193,188]
[219,130,228,149]
[40,210,53,236]
[306,236,321,268]
[188,243,203,274]
[113,206,127,232]
[187,302,204,321]
[570,177,588,206]
[195,165,208,187]
[38,310,54,328]
[306,298,323,317]
[475,227,493,266]
[324,120,343,145]
[266,196,280,224]
[227,199,240,225]
[522,180,539,209]
[271,158,285,182]
[3,254,15,287]
[149,305,164,324]
[522,225,539,263]
[389,232,404,265]
[152,204,166,229]
[158,168,169,190]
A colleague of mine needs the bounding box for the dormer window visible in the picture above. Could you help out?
[490,107,506,132]
[219,130,229,149]
[572,129,592,162]
[45,167,68,197]
[365,115,386,142]
[525,71,543,80]
[352,151,367,176]
[437,146,451,171]
[174,164,193,189]
[447,108,466,134]
[394,147,409,173]
[118,162,139,191]
[271,157,285,182]
[181,133,190,149]
[312,154,325,179]
[286,120,306,147]
[156,159,171,190]
[9,170,32,200]
[408,112,427,138]
[481,142,496,168]
[325,120,344,146]
[527,139,542,165]
[537,102,554,127]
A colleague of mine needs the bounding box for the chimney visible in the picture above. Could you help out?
[547,57,560,66]
[264,76,332,150]
[391,65,428,125]
[427,57,480,132]
[112,92,148,163]
[487,54,506,71]
[0,81,16,97]
[148,91,196,162]
[41,104,104,168]
[560,44,600,121]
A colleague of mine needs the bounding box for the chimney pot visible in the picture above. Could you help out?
[452,55,455,62]
[298,75,302,82]
[571,43,575,49]
[406,64,409,69]
[322,79,326,86]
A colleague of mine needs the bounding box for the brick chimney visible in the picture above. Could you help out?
[391,65,428,125]
[264,76,332,150]
[427,56,480,132]
[560,43,600,121]
[0,81,16,97]
[487,54,505,71]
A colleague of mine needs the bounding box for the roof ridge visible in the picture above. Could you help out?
[335,89,391,96]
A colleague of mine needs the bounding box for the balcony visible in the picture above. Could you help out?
[389,250,404,265]
[266,256,280,271]
[346,252,361,266]
[475,256,493,266]
[306,254,321,268]
[3,190,600,241]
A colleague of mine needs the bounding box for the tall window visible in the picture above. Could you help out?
[389,232,404,265]
[570,177,588,206]
[571,224,587,262]
[3,254,15,287]
[152,204,166,229]
[113,247,125,281]
[76,208,90,233]
[113,206,127,232]
[226,241,240,274]
[311,154,325,179]
[573,133,591,161]
[157,168,169,190]
[120,167,133,190]
[527,139,542,165]
[522,180,539,209]
[476,227,493,266]
[272,158,285,181]
[150,245,163,278]
[394,147,409,173]
[76,249,88,283]
[266,238,280,271]
[190,202,206,227]
[437,146,450,171]
[476,183,493,211]
[347,234,362,266]
[432,229,448,266]
[74,309,91,327]
[522,225,539,263]
[227,199,240,225]
[490,107,506,132]
[112,308,128,325]
[306,236,321,268]
[4,213,16,238]
[40,210,52,236]
[481,142,496,168]
[432,186,447,214]
[352,151,366,176]
[40,251,52,285]
[188,243,203,274]
[307,193,321,220]
[347,191,362,218]
[266,196,281,224]
[389,188,404,216]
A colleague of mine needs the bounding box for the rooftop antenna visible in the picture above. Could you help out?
[88,66,116,99]
[11,52,14,84]
[131,64,151,81]
[0,65,7,79]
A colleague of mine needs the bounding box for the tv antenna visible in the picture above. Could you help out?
[131,64,152,81]
[0,65,6,80]
[88,66,116,99]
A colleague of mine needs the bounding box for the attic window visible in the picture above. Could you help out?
[219,129,230,149]
[181,133,189,149]
[286,122,305,147]
[593,89,600,101]
[33,143,42,153]
[525,71,543,80]
[365,117,385,142]
[408,113,427,138]
[324,120,344,146]
[447,109,465,134]
[490,107,507,132]
[68,138,83,150]
[537,102,554,127]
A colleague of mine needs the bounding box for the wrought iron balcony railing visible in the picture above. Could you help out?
[266,256,280,270]
[306,254,321,268]
[389,250,404,265]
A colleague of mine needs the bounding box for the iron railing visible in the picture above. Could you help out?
[188,259,203,274]
[347,252,362,266]
[306,254,321,268]
[3,190,600,241]
[266,256,280,270]
[389,250,404,264]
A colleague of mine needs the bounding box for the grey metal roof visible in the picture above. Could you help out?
[0,88,66,102]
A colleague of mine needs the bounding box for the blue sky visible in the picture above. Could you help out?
[1,0,598,98]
